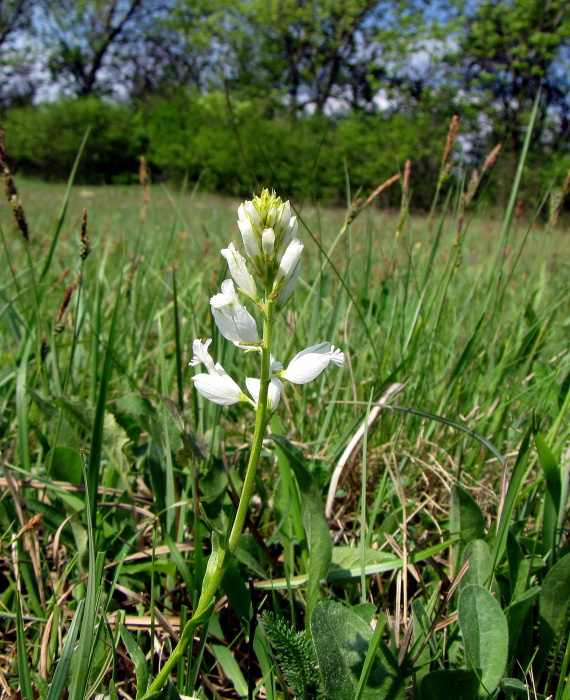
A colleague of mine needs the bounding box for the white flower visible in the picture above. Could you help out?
[189,338,249,405]
[221,243,258,300]
[189,338,217,373]
[246,377,282,412]
[193,372,246,405]
[275,238,303,283]
[276,263,301,309]
[277,214,298,258]
[279,342,345,384]
[236,191,299,276]
[210,280,260,347]
[262,228,275,256]
[237,202,263,263]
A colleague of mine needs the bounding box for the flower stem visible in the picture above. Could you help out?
[144,296,274,696]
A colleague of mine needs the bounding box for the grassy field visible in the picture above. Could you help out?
[0,149,569,700]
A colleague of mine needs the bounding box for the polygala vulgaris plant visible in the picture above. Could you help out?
[145,189,344,694]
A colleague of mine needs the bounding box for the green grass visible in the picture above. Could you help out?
[0,150,569,700]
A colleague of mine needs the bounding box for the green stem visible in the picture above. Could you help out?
[144,296,275,696]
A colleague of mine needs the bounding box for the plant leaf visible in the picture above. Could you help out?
[458,584,508,696]
[311,600,404,700]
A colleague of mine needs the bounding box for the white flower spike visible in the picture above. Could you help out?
[279,342,345,384]
[210,279,260,347]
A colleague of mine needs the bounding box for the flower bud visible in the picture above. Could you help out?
[221,243,258,300]
[262,228,275,256]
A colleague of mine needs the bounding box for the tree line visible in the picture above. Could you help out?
[0,0,568,203]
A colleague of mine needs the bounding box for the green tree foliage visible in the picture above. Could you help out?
[0,0,35,106]
[458,0,570,152]
[3,97,146,182]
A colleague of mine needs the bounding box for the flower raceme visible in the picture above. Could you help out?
[148,190,345,697]
[189,189,344,410]
[190,339,345,409]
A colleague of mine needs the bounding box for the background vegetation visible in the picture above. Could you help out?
[0,1,569,698]
[0,0,568,206]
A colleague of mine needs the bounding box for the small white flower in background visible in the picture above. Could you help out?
[210,280,260,348]
[189,190,344,412]
[279,342,345,384]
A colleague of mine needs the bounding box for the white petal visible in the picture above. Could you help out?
[221,243,258,299]
[189,338,217,375]
[275,238,303,282]
[270,355,283,375]
[278,214,298,255]
[280,342,344,384]
[212,305,259,346]
[246,377,282,412]
[262,228,275,255]
[192,373,245,405]
[276,260,301,309]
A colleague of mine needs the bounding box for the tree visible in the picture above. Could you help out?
[0,0,36,106]
[172,0,432,117]
[458,0,570,152]
[38,0,161,97]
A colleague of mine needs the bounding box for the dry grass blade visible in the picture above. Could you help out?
[325,382,406,518]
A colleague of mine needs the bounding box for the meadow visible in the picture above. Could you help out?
[0,130,569,700]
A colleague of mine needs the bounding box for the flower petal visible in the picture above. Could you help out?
[246,377,282,412]
[192,372,245,405]
[189,338,217,375]
[221,243,258,299]
[280,342,344,384]
[210,280,260,346]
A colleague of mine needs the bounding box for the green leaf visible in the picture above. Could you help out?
[221,559,251,630]
[330,546,399,572]
[500,677,530,698]
[48,446,83,484]
[311,600,404,700]
[210,644,248,697]
[420,669,480,700]
[260,612,321,700]
[491,422,533,571]
[458,584,509,696]
[272,434,332,624]
[144,679,182,700]
[450,486,487,543]
[535,552,570,679]
[461,540,493,588]
[120,624,149,700]
[506,587,540,656]
[46,601,85,700]
[535,432,562,567]
[57,396,129,464]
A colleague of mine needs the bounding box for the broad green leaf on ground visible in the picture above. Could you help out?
[57,396,129,461]
[535,552,570,679]
[420,669,480,700]
[461,539,493,588]
[119,624,149,700]
[48,446,83,484]
[506,586,540,656]
[273,434,332,624]
[458,584,509,696]
[450,486,487,543]
[330,546,400,572]
[311,600,404,700]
